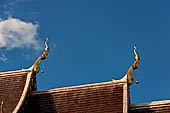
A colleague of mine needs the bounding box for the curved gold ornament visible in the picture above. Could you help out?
[33,37,49,74]
[0,101,3,113]
[127,45,140,86]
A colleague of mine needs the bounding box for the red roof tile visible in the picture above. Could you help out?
[0,69,34,113]
[129,100,170,113]
[30,81,127,113]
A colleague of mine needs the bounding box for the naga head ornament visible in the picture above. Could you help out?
[127,45,140,86]
[33,37,49,75]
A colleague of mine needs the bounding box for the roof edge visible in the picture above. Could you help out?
[130,100,170,109]
[0,68,32,76]
[12,67,34,113]
[32,79,127,95]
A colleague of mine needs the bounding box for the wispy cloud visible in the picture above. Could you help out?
[3,0,34,17]
[0,17,41,50]
[3,0,23,16]
[8,0,25,7]
[0,53,9,63]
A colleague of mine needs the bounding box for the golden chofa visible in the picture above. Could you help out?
[33,37,49,75]
[127,45,140,86]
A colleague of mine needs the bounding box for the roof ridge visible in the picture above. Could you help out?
[130,100,170,109]
[31,80,126,95]
[0,69,31,76]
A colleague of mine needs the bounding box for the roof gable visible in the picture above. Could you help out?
[30,80,128,113]
[0,69,34,113]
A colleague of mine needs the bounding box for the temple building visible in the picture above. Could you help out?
[0,38,170,113]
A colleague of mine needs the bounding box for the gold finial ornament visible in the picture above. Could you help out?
[33,37,49,74]
[136,75,139,84]
[127,45,140,86]
[41,64,44,73]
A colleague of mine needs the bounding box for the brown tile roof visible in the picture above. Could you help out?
[30,81,128,113]
[0,69,34,113]
[129,100,170,113]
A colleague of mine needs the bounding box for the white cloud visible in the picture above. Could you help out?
[0,53,9,62]
[0,17,41,50]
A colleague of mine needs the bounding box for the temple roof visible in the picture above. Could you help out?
[1,43,170,113]
[29,80,128,113]
[129,100,170,113]
[0,37,48,113]
[0,69,34,113]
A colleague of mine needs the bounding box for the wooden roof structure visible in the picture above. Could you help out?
[30,80,128,113]
[0,41,170,113]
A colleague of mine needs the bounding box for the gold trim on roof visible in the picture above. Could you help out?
[127,45,140,86]
[33,37,49,74]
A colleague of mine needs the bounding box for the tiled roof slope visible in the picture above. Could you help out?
[30,81,128,113]
[129,100,170,113]
[0,69,34,113]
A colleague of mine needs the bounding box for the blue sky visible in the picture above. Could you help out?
[0,0,170,104]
